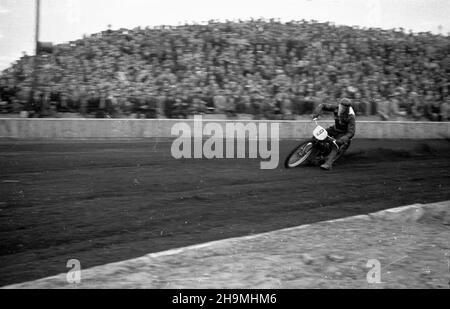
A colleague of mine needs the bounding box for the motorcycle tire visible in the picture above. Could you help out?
[285,140,315,168]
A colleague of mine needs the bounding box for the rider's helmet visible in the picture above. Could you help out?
[338,98,352,117]
[339,98,352,107]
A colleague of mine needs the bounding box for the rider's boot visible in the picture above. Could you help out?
[320,147,338,170]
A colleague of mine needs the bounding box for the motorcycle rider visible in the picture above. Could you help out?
[312,97,356,170]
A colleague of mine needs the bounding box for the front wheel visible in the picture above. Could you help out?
[285,140,315,168]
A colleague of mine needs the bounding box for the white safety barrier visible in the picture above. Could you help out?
[0,118,449,139]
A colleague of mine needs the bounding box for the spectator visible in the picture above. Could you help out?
[410,92,425,120]
[440,98,450,121]
[212,89,227,113]
[0,19,448,120]
[376,94,391,121]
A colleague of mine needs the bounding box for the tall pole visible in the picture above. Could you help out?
[30,0,40,115]
[35,0,40,54]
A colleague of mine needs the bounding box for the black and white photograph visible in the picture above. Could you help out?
[0,0,449,292]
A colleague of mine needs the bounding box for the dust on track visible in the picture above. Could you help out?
[0,139,449,286]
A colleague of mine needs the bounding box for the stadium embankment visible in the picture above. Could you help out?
[0,118,449,139]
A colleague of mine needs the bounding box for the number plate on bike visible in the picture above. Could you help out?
[313,125,328,140]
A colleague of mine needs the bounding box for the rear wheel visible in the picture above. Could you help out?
[285,141,315,168]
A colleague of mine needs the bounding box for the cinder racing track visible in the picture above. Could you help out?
[0,139,449,286]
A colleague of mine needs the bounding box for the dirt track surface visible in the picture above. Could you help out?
[4,201,449,289]
[0,139,449,286]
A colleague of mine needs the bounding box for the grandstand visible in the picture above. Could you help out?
[0,20,449,121]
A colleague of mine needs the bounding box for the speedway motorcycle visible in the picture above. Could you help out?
[285,118,340,168]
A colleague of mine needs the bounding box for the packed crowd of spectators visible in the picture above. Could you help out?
[1,19,449,121]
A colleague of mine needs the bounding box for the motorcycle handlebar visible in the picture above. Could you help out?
[311,117,339,150]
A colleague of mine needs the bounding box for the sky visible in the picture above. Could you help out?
[1,0,450,71]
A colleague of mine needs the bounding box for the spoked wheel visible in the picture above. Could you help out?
[285,141,315,168]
